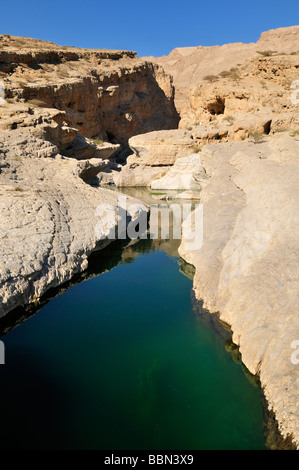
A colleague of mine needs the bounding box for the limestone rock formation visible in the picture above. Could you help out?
[148,25,299,119]
[178,134,299,448]
[0,35,179,316]
[114,129,195,186]
[1,27,299,450]
[0,126,148,318]
[181,53,299,130]
[0,35,179,144]
[151,154,207,191]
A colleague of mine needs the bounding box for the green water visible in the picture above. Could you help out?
[0,238,265,450]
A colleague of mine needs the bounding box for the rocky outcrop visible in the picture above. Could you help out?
[1,28,299,450]
[1,35,179,144]
[178,134,299,448]
[0,101,121,163]
[0,34,181,316]
[151,154,207,191]
[0,127,148,317]
[113,128,299,449]
[148,25,299,119]
[114,129,196,186]
[180,53,299,130]
[113,42,299,189]
[0,34,181,317]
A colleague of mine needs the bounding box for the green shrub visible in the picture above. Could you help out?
[90,138,105,147]
[230,72,240,81]
[249,130,264,144]
[256,50,277,57]
[27,99,47,108]
[191,145,201,153]
[218,70,231,78]
[203,75,218,83]
[218,70,240,80]
[224,115,235,125]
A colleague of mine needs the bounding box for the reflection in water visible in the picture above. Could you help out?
[0,188,287,449]
[0,233,267,449]
[0,236,181,337]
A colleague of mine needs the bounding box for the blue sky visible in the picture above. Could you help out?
[1,0,298,57]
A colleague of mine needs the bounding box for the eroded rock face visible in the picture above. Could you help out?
[0,127,148,317]
[151,154,207,191]
[178,134,299,448]
[0,35,179,144]
[181,54,299,130]
[148,25,299,119]
[1,35,173,315]
[114,129,196,186]
[1,28,299,450]
[0,36,181,316]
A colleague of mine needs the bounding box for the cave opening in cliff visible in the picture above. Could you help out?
[263,120,272,135]
[207,97,225,116]
[106,130,117,143]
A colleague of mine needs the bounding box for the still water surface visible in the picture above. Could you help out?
[0,235,265,449]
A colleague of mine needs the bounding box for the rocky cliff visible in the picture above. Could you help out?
[147,25,299,119]
[111,26,299,448]
[0,35,179,144]
[178,135,299,448]
[0,28,299,449]
[0,35,181,316]
[0,125,149,318]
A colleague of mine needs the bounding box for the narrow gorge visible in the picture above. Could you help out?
[0,27,298,450]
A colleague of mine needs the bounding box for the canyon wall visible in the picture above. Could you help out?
[0,28,299,449]
[178,136,299,448]
[111,26,299,448]
[148,25,299,127]
[0,35,179,316]
[1,35,179,144]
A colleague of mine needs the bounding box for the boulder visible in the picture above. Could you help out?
[151,154,207,190]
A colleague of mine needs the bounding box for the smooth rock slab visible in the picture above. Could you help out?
[179,135,299,448]
[151,154,207,190]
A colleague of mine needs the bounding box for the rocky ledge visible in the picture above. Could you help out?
[0,127,148,317]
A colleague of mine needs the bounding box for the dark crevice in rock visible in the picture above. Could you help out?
[264,120,272,134]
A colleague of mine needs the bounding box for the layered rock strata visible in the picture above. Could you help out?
[0,34,179,144]
[148,25,299,120]
[113,129,196,186]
